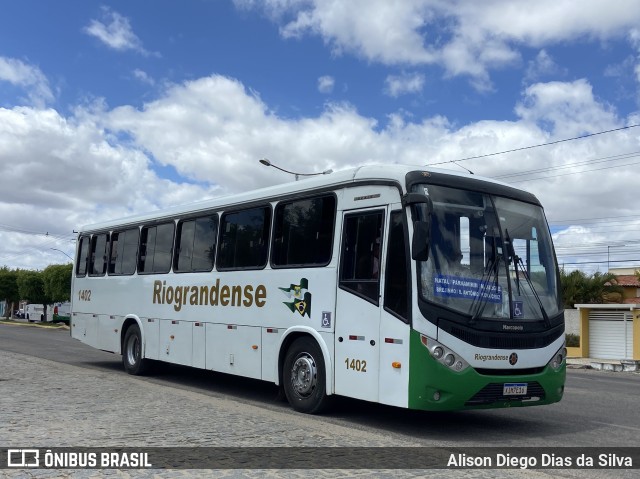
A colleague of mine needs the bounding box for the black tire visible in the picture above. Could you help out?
[122,324,149,375]
[283,337,331,414]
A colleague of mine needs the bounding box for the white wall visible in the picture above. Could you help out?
[564,309,579,336]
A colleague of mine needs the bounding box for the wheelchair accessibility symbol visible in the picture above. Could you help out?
[321,311,332,328]
[513,300,524,318]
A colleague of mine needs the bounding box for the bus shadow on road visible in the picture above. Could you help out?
[98,359,580,443]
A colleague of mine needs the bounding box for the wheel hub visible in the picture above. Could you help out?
[126,335,139,366]
[291,354,317,397]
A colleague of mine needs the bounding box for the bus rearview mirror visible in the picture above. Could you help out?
[412,220,431,261]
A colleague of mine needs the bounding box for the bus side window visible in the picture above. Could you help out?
[339,210,384,305]
[218,206,271,270]
[175,215,217,272]
[271,195,336,267]
[139,223,175,274]
[89,233,109,277]
[384,211,409,321]
[109,228,139,275]
[76,235,90,277]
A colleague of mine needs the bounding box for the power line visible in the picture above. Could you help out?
[549,213,640,225]
[494,151,640,180]
[428,124,640,166]
[559,259,640,266]
[509,159,640,183]
[0,223,74,241]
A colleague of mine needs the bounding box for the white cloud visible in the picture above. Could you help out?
[237,0,640,89]
[0,104,219,269]
[384,72,425,97]
[317,75,335,93]
[524,50,565,83]
[2,72,639,270]
[628,28,640,85]
[84,7,158,57]
[133,69,155,86]
[0,57,54,107]
[515,79,618,137]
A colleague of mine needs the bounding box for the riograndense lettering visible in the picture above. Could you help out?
[153,279,267,311]
[475,353,509,362]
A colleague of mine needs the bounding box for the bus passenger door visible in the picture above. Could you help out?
[335,208,385,402]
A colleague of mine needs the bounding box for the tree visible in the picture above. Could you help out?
[17,270,53,320]
[42,264,72,302]
[0,267,20,318]
[560,269,622,308]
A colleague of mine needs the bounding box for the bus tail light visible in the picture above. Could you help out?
[420,334,469,373]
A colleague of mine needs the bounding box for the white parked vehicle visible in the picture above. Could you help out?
[25,304,45,322]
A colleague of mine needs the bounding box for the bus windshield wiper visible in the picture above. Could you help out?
[470,241,501,322]
[504,229,520,296]
[505,229,550,327]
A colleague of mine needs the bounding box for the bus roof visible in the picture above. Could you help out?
[78,164,526,233]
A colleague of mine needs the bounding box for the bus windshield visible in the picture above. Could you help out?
[414,184,561,322]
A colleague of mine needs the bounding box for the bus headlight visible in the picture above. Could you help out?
[420,335,469,372]
[548,343,566,371]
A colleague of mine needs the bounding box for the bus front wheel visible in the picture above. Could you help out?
[283,337,330,414]
[122,324,148,375]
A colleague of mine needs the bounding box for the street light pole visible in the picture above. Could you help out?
[259,158,332,180]
[50,248,73,261]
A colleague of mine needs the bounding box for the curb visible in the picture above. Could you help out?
[567,359,640,373]
[0,320,69,330]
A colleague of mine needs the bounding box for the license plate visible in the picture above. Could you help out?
[503,383,527,396]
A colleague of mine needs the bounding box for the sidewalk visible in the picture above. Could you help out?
[566,356,640,372]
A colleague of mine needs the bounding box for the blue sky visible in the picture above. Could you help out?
[2,1,640,271]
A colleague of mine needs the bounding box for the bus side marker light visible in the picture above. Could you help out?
[392,362,401,369]
[170,335,175,340]
[252,345,258,350]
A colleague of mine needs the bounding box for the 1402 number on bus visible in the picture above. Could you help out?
[344,358,367,372]
[78,289,92,301]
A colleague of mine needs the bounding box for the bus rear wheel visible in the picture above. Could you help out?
[283,337,330,414]
[122,324,149,375]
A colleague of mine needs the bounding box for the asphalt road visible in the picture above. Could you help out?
[1,322,639,448]
[1,322,639,478]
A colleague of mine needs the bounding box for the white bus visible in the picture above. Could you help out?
[71,165,566,413]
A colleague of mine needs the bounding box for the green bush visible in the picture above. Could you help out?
[565,333,580,347]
